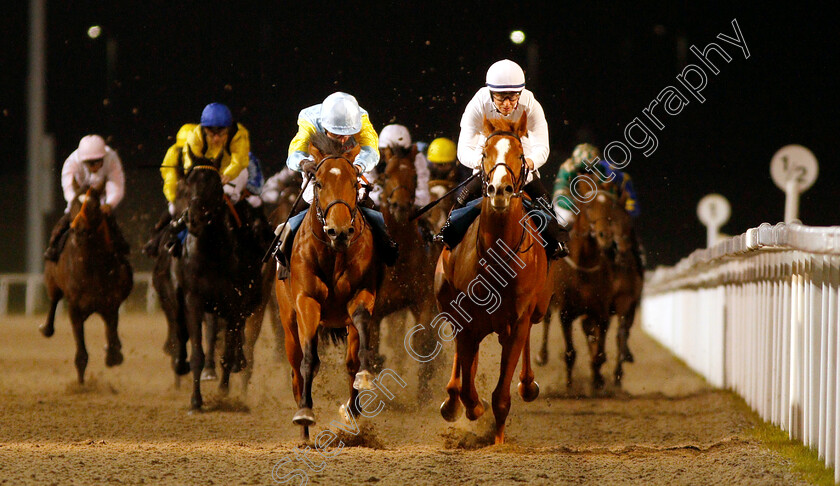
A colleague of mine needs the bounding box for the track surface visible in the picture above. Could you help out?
[0,311,807,485]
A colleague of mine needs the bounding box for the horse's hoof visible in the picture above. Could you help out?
[191,396,203,410]
[353,370,374,391]
[39,323,54,338]
[440,399,463,422]
[518,380,540,402]
[466,399,488,421]
[592,376,605,391]
[624,350,635,363]
[339,400,354,424]
[201,368,218,381]
[175,360,191,376]
[105,349,124,367]
[534,352,548,367]
[371,354,386,372]
[293,408,316,426]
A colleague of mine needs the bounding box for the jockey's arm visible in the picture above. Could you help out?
[286,116,318,171]
[181,125,204,172]
[60,154,80,206]
[456,91,486,171]
[160,144,181,203]
[352,113,380,174]
[104,151,126,208]
[222,124,250,182]
[414,151,431,206]
[523,96,550,172]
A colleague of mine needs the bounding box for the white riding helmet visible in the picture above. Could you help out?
[378,124,412,149]
[78,134,107,161]
[320,92,363,136]
[485,59,525,92]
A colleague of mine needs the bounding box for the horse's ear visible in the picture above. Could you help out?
[482,117,495,137]
[309,143,323,161]
[513,113,528,139]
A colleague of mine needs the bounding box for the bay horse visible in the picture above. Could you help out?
[607,194,644,385]
[42,187,133,384]
[537,181,615,390]
[435,114,550,444]
[274,132,378,441]
[426,178,457,234]
[165,149,263,409]
[370,144,438,398]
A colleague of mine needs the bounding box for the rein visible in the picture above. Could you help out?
[562,256,602,273]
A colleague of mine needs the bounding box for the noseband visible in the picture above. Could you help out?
[479,130,529,198]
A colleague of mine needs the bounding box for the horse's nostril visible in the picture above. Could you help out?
[347,227,355,235]
[326,228,337,237]
[487,185,496,196]
[504,185,514,194]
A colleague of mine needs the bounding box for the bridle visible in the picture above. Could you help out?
[311,155,363,245]
[479,130,529,198]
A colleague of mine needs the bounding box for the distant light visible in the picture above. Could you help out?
[510,30,526,45]
[87,25,102,39]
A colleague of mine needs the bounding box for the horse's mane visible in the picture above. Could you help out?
[310,132,345,156]
[387,144,412,160]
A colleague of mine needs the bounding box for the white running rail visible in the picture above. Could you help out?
[643,222,840,481]
[0,271,157,316]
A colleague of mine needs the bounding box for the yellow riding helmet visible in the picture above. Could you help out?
[176,123,198,147]
[427,137,457,164]
[571,143,601,164]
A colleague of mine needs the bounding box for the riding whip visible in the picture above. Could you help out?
[261,173,312,263]
[409,172,478,221]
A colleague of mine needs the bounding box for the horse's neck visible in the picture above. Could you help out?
[478,197,526,253]
[569,219,602,265]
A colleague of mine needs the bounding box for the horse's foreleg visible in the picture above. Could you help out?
[102,308,124,367]
[560,313,576,388]
[518,324,539,402]
[185,294,205,410]
[582,315,608,390]
[292,297,320,429]
[458,334,485,421]
[492,321,529,444]
[202,314,218,381]
[615,302,638,386]
[535,309,551,366]
[349,290,376,391]
[218,316,234,395]
[40,288,62,338]
[440,345,463,422]
[69,307,89,385]
[343,324,362,421]
[242,310,263,396]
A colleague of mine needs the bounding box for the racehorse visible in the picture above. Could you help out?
[537,181,615,390]
[607,193,644,385]
[42,187,133,384]
[435,114,550,444]
[426,178,457,234]
[370,144,438,398]
[163,148,263,409]
[274,132,378,441]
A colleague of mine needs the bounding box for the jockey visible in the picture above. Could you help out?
[553,143,640,226]
[44,134,130,261]
[426,137,471,184]
[435,59,568,259]
[274,92,398,279]
[367,124,431,208]
[183,102,250,189]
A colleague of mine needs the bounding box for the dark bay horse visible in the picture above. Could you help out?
[162,149,263,409]
[42,187,133,384]
[538,183,615,390]
[608,195,644,385]
[427,178,457,234]
[435,114,551,444]
[371,144,438,398]
[274,133,378,440]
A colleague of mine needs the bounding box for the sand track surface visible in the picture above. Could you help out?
[0,311,806,485]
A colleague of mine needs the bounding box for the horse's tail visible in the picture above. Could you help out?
[318,326,348,346]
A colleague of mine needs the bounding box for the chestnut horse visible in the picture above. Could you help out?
[370,144,438,398]
[435,114,550,444]
[537,182,615,389]
[42,187,133,384]
[608,194,644,385]
[275,133,378,441]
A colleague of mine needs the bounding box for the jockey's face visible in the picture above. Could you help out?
[491,91,521,116]
[325,130,352,145]
[84,157,105,173]
[204,126,229,149]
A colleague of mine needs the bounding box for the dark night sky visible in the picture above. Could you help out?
[1,1,838,272]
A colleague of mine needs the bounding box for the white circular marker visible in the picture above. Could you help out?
[697,194,731,227]
[87,25,102,39]
[510,30,526,45]
[770,144,818,192]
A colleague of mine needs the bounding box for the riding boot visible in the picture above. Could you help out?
[359,207,399,266]
[276,202,310,280]
[107,214,131,258]
[142,209,172,258]
[523,179,569,259]
[433,176,482,244]
[44,213,72,262]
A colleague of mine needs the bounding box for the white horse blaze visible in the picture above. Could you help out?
[329,168,342,176]
[490,138,511,188]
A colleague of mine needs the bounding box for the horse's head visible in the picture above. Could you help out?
[380,144,418,224]
[480,114,528,212]
[573,174,615,251]
[184,147,225,234]
[69,186,105,234]
[309,132,362,251]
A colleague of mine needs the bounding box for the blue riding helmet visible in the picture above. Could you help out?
[200,103,233,128]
